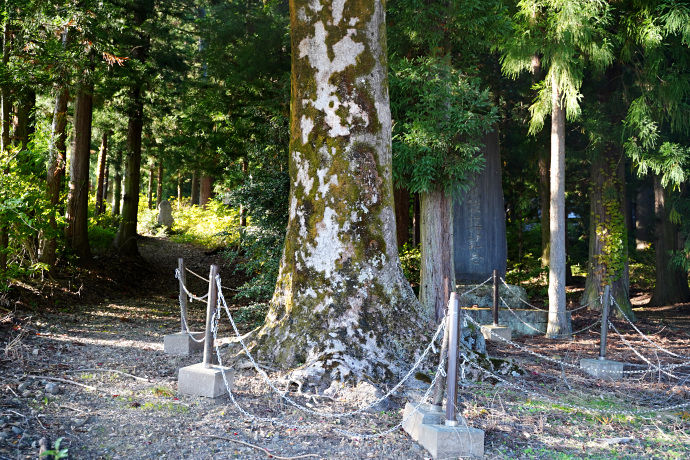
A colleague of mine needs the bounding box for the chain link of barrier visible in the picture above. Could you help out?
[500,298,602,337]
[462,352,690,416]
[456,276,493,299]
[215,275,447,419]
[611,298,690,360]
[499,277,596,313]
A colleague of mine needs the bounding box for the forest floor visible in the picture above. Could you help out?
[1,236,689,460]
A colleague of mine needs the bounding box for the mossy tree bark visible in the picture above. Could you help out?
[547,82,571,338]
[582,147,634,318]
[250,0,428,385]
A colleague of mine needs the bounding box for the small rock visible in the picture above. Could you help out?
[0,431,10,439]
[11,426,23,435]
[45,383,60,395]
[32,348,39,356]
[18,381,31,392]
[22,391,31,398]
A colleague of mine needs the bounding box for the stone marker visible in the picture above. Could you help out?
[580,358,625,380]
[157,200,174,230]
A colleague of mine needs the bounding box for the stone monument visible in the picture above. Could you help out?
[157,200,174,231]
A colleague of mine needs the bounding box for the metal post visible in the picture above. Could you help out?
[203,265,219,368]
[599,285,611,360]
[445,292,460,426]
[178,258,188,334]
[492,269,499,327]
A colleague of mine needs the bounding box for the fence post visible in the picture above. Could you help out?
[492,269,499,327]
[178,258,188,334]
[445,292,460,426]
[599,284,611,360]
[203,265,219,368]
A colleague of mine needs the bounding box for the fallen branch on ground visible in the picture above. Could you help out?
[28,376,110,394]
[65,368,151,382]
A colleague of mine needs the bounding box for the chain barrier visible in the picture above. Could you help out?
[175,268,210,302]
[215,275,448,419]
[611,298,690,360]
[456,276,493,300]
[462,352,690,416]
[180,308,206,343]
[500,298,602,337]
[499,277,595,313]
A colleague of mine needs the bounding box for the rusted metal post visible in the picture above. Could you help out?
[178,258,188,333]
[445,292,460,426]
[599,284,611,360]
[202,265,219,368]
[492,269,499,327]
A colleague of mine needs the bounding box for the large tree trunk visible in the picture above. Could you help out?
[546,82,570,338]
[112,0,152,255]
[200,175,213,207]
[94,131,108,216]
[112,149,122,216]
[420,189,454,321]
[65,85,94,265]
[15,90,35,149]
[39,85,69,268]
[649,175,690,306]
[248,0,426,385]
[394,187,410,247]
[635,176,654,250]
[582,147,634,318]
[113,89,144,255]
[453,127,507,283]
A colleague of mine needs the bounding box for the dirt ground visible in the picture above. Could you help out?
[1,236,689,459]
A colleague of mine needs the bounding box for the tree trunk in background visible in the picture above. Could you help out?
[147,162,155,209]
[240,159,248,226]
[649,175,690,306]
[582,147,634,318]
[200,175,213,207]
[539,154,550,267]
[40,88,69,268]
[177,174,182,209]
[412,193,420,247]
[156,161,163,208]
[190,169,200,206]
[103,160,109,211]
[95,131,108,216]
[15,91,35,149]
[453,127,507,283]
[113,0,153,255]
[394,187,410,247]
[420,189,454,321]
[547,83,571,338]
[113,88,144,255]
[250,0,426,385]
[112,149,122,216]
[635,176,654,250]
[65,85,94,265]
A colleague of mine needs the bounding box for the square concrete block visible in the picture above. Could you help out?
[580,358,625,380]
[402,402,444,442]
[178,362,234,398]
[418,421,484,459]
[164,332,205,355]
[481,325,512,342]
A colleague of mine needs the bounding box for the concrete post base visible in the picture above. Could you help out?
[164,332,205,355]
[178,362,234,398]
[480,325,512,342]
[580,358,625,380]
[402,402,484,458]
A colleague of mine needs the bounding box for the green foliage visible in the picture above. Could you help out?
[39,437,68,459]
[223,168,289,302]
[391,56,498,194]
[398,243,420,291]
[167,200,239,249]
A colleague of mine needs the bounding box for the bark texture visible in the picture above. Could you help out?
[190,169,200,206]
[95,131,108,216]
[453,128,507,283]
[249,0,427,385]
[112,149,122,216]
[394,186,410,247]
[200,175,213,207]
[65,86,93,265]
[420,189,454,321]
[546,83,570,338]
[649,175,690,306]
[582,148,634,318]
